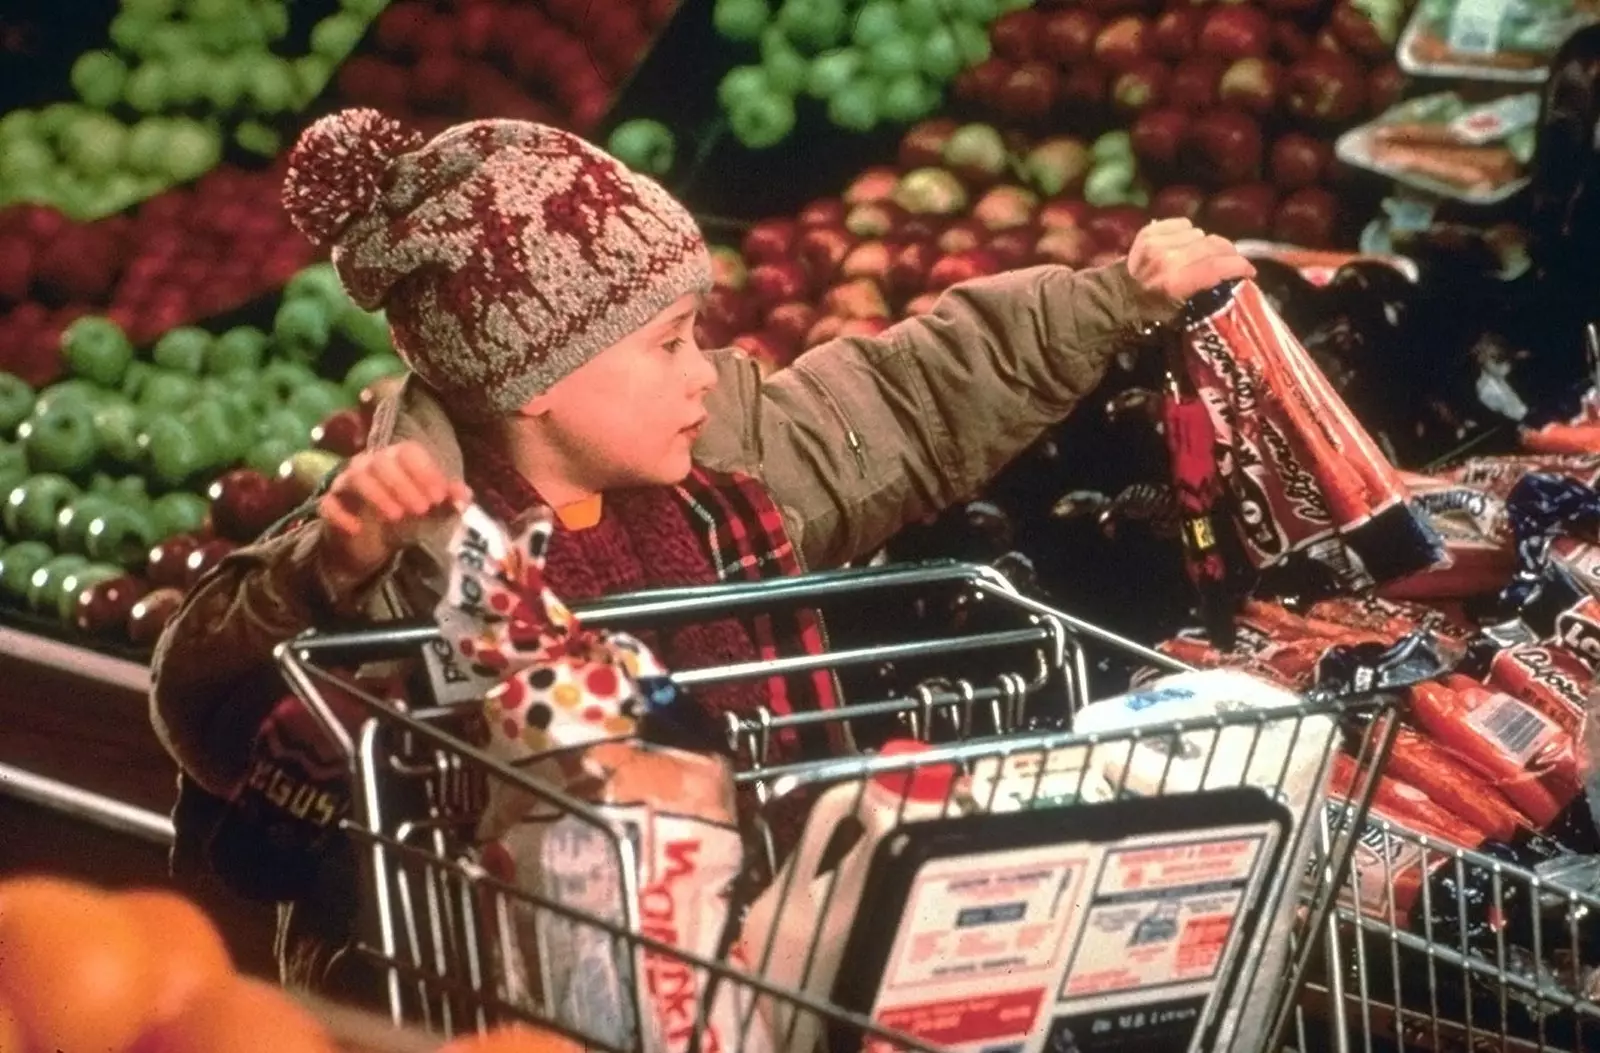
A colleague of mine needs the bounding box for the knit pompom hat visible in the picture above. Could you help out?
[282,109,711,421]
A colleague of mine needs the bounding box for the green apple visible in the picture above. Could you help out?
[140,418,207,489]
[851,0,901,46]
[714,0,769,40]
[293,56,333,107]
[0,374,35,436]
[0,139,53,186]
[182,402,244,468]
[288,381,352,427]
[245,437,297,476]
[28,554,89,614]
[260,361,319,405]
[34,380,103,416]
[868,36,920,79]
[145,23,199,59]
[71,51,130,111]
[900,0,943,32]
[55,494,115,554]
[139,372,202,414]
[165,58,209,108]
[233,119,282,158]
[90,473,149,507]
[344,354,406,398]
[881,74,938,122]
[340,0,387,16]
[334,309,391,357]
[279,449,344,500]
[84,506,159,569]
[123,63,170,114]
[244,57,298,113]
[311,12,366,59]
[108,14,158,55]
[761,29,809,95]
[206,57,247,111]
[57,563,124,623]
[0,542,54,603]
[0,110,36,143]
[162,122,223,183]
[950,0,998,21]
[253,1,291,42]
[729,94,798,149]
[776,0,846,50]
[807,48,863,99]
[151,492,210,539]
[126,120,172,175]
[207,326,268,374]
[5,475,81,542]
[1092,130,1134,166]
[153,327,210,375]
[828,77,881,131]
[0,444,28,498]
[61,317,134,388]
[257,408,312,449]
[19,402,99,477]
[274,299,333,363]
[718,66,775,112]
[919,27,963,80]
[120,361,154,401]
[606,120,676,178]
[93,401,144,468]
[951,21,992,65]
[284,263,347,311]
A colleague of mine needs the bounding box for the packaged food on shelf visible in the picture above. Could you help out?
[1398,0,1600,81]
[1337,91,1540,204]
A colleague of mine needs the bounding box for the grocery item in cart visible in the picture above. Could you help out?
[738,739,963,1053]
[1383,471,1519,599]
[434,505,751,1053]
[1399,0,1600,81]
[1179,279,1445,596]
[1304,595,1475,647]
[1336,92,1538,205]
[1386,726,1531,842]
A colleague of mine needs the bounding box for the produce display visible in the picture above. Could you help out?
[0,0,391,221]
[0,261,403,650]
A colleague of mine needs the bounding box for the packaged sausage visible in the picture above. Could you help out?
[1329,750,1490,849]
[1399,0,1600,82]
[1442,452,1600,501]
[1386,726,1529,842]
[1381,472,1518,599]
[436,505,755,1053]
[1337,92,1537,204]
[1304,595,1474,648]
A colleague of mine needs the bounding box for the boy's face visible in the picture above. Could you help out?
[524,292,716,492]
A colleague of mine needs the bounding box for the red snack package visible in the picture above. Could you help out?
[1441,453,1600,503]
[1407,675,1581,829]
[1304,595,1473,648]
[1521,422,1600,455]
[1182,281,1445,591]
[1239,599,1386,645]
[1380,472,1516,600]
[1386,726,1527,843]
[1550,536,1600,602]
[1329,751,1488,849]
[1484,643,1588,736]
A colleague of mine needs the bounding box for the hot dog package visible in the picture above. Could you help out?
[1180,280,1445,597]
[1336,91,1536,203]
[433,505,757,1053]
[1383,472,1517,600]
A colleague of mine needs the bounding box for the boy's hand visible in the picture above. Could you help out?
[1126,219,1257,318]
[317,440,470,586]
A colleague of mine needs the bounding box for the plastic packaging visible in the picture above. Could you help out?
[1337,92,1538,204]
[1398,0,1600,82]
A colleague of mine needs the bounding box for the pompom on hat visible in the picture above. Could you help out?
[282,108,711,421]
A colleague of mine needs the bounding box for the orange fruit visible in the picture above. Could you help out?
[436,1024,587,1053]
[116,888,235,1023]
[141,975,335,1053]
[0,875,160,1053]
[0,993,24,1053]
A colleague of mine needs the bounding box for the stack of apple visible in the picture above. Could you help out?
[332,0,681,136]
[0,261,405,651]
[954,0,1409,246]
[0,162,317,389]
[1,0,392,222]
[696,118,1152,370]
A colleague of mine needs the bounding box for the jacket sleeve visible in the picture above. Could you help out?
[700,261,1161,569]
[148,516,397,798]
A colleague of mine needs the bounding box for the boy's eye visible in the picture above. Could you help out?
[663,337,686,354]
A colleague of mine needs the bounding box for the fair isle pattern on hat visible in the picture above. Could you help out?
[283,111,711,421]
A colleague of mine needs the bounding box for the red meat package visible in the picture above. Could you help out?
[1442,453,1600,503]
[1386,726,1528,843]
[1380,473,1517,600]
[1154,601,1372,689]
[1329,751,1487,848]
[1408,675,1583,829]
[1181,280,1445,592]
[1304,596,1473,648]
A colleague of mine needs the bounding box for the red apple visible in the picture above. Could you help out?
[1059,65,1110,112]
[709,246,747,289]
[937,219,987,255]
[127,587,185,648]
[973,186,1040,232]
[1034,226,1098,268]
[766,303,819,350]
[797,198,846,228]
[741,219,798,264]
[991,8,1043,61]
[313,409,367,458]
[1153,185,1207,221]
[1260,0,1324,13]
[1329,2,1391,60]
[845,201,907,239]
[953,57,1009,107]
[1202,183,1279,240]
[1219,58,1282,118]
[1151,8,1199,60]
[702,284,759,337]
[898,119,959,170]
[75,575,149,637]
[987,230,1036,270]
[183,539,240,591]
[1199,6,1272,60]
[996,63,1061,122]
[888,241,940,297]
[1189,109,1265,185]
[823,279,890,319]
[1131,109,1190,169]
[841,241,893,282]
[1113,61,1170,115]
[1086,207,1150,255]
[145,536,201,590]
[1286,53,1367,124]
[928,249,1001,291]
[747,261,812,311]
[1274,21,1313,62]
[207,469,297,544]
[838,318,890,339]
[1040,198,1093,230]
[696,319,732,349]
[1093,16,1150,72]
[844,167,902,207]
[896,216,945,245]
[904,293,941,316]
[733,332,789,373]
[1041,9,1101,64]
[1087,251,1124,269]
[795,227,856,285]
[1270,133,1333,190]
[1272,186,1340,247]
[1313,28,1349,57]
[804,314,846,349]
[1170,58,1224,113]
[1368,64,1404,114]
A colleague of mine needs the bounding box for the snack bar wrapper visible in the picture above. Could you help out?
[433,505,756,1053]
[1180,280,1446,595]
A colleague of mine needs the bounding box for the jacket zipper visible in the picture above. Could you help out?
[794,365,868,479]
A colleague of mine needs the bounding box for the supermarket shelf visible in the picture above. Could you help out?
[0,761,172,845]
[0,622,150,693]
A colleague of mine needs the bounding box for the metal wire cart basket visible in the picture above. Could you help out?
[277,560,1415,1053]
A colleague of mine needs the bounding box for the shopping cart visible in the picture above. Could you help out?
[275,560,1406,1053]
[1304,814,1600,1053]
